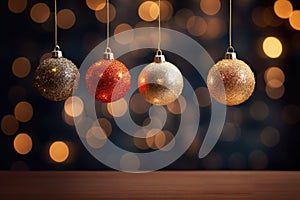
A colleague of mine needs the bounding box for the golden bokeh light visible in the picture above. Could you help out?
[14,133,32,155]
[57,9,76,29]
[160,130,175,151]
[220,123,240,142]
[193,87,211,107]
[187,16,207,36]
[167,95,187,115]
[114,23,134,45]
[205,17,225,39]
[1,115,19,136]
[265,85,285,99]
[142,117,163,129]
[265,67,285,82]
[260,127,280,147]
[144,129,174,150]
[138,1,159,22]
[14,101,33,123]
[289,10,300,31]
[95,3,116,23]
[156,0,174,21]
[12,57,31,78]
[30,3,50,24]
[62,109,83,126]
[120,153,140,171]
[252,7,267,28]
[101,103,112,118]
[262,37,283,58]
[274,0,293,19]
[49,141,69,163]
[200,0,221,16]
[145,129,160,149]
[263,7,282,27]
[175,9,194,29]
[154,131,166,149]
[133,129,149,150]
[86,0,106,11]
[86,127,107,149]
[64,96,84,118]
[93,118,112,137]
[107,98,128,117]
[264,67,285,88]
[8,0,27,14]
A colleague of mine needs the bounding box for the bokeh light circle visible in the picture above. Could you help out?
[274,0,293,19]
[262,36,283,58]
[30,3,50,24]
[49,141,69,163]
[14,133,32,155]
[289,10,300,31]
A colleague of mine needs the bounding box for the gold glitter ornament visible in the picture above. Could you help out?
[138,52,183,105]
[33,0,80,101]
[34,46,80,101]
[207,52,255,106]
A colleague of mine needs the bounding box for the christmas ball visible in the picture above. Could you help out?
[138,54,183,105]
[34,54,80,101]
[207,53,255,106]
[85,59,131,103]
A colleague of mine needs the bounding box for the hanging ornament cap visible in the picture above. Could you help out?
[225,47,236,60]
[225,51,237,59]
[103,47,114,60]
[154,50,165,63]
[51,45,63,58]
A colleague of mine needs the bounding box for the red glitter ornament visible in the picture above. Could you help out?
[85,59,131,103]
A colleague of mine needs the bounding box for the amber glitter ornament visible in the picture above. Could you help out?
[85,49,131,103]
[34,46,80,101]
[34,0,80,101]
[207,52,255,106]
[207,0,255,106]
[138,52,183,105]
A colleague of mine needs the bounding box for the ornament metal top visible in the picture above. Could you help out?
[34,46,80,101]
[207,50,255,106]
[138,51,184,106]
[85,48,131,103]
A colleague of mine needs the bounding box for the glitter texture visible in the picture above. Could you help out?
[85,59,131,103]
[34,57,80,101]
[207,59,255,106]
[138,61,183,105]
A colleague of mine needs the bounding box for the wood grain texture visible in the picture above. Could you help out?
[0,171,299,199]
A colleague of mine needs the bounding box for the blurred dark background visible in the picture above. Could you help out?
[1,0,300,170]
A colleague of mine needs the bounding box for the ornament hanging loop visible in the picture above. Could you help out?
[156,49,163,56]
[104,47,114,60]
[52,45,62,58]
[154,50,165,63]
[226,46,235,53]
[225,46,236,59]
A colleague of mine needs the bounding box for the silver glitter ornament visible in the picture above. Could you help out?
[138,53,184,105]
[34,46,80,101]
[207,52,255,106]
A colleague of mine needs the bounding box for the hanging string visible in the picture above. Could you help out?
[157,0,161,54]
[106,0,110,51]
[227,0,234,52]
[54,0,58,48]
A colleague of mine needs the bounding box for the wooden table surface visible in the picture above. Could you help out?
[0,171,299,199]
